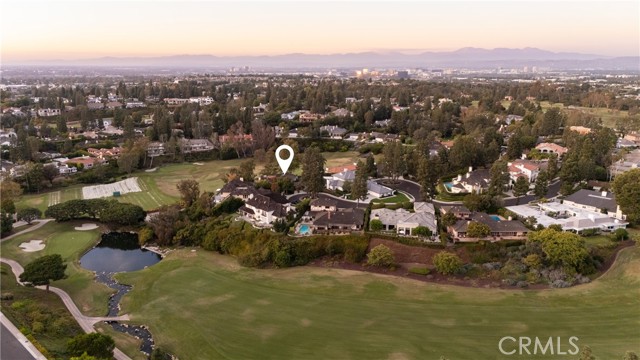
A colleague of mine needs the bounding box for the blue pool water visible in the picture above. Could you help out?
[444,182,453,190]
[490,215,501,221]
[299,224,311,235]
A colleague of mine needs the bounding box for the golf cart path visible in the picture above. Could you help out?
[0,221,132,360]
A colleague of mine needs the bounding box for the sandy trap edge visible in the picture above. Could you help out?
[75,223,99,231]
[19,240,45,252]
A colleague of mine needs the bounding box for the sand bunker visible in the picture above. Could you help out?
[82,177,142,199]
[145,168,158,172]
[75,223,99,231]
[19,240,45,252]
[193,162,204,166]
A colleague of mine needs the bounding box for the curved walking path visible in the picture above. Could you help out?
[0,221,132,360]
[2,219,54,242]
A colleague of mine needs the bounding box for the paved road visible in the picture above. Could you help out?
[374,178,422,200]
[1,321,42,360]
[0,221,132,360]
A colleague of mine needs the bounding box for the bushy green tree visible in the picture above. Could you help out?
[17,207,42,224]
[369,219,383,231]
[433,252,462,275]
[528,228,589,271]
[413,226,432,237]
[367,244,395,267]
[19,254,66,291]
[467,221,491,238]
[612,168,640,224]
[613,228,629,241]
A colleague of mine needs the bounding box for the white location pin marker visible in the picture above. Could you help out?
[275,145,294,174]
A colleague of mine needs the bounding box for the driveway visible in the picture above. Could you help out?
[375,178,422,200]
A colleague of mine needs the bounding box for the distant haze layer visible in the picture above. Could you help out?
[1,0,638,62]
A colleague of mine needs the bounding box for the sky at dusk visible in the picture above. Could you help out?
[1,0,638,62]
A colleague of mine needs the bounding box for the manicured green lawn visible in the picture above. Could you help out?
[371,192,410,203]
[0,221,113,316]
[116,246,640,360]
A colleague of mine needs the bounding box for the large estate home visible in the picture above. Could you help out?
[299,198,364,235]
[448,167,491,194]
[216,179,292,227]
[370,202,437,238]
[440,205,530,241]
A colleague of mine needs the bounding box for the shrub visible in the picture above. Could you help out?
[370,219,383,231]
[613,228,629,241]
[467,221,490,238]
[366,244,395,267]
[413,226,432,237]
[433,252,463,275]
[408,267,430,275]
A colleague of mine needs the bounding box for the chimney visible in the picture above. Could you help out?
[327,210,331,220]
[468,166,473,173]
[508,216,512,221]
[601,191,607,197]
[457,174,462,181]
[466,172,470,179]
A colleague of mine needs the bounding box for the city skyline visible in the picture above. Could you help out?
[1,0,638,63]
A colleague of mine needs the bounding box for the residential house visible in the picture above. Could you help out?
[504,115,523,125]
[320,125,347,139]
[332,108,351,117]
[37,108,61,117]
[87,102,105,110]
[66,156,99,170]
[298,112,323,123]
[449,167,491,194]
[240,192,291,227]
[345,133,361,142]
[189,97,214,106]
[88,147,123,159]
[326,164,357,175]
[439,205,473,220]
[367,180,394,198]
[609,149,640,177]
[218,134,253,145]
[371,202,437,237]
[448,213,529,241]
[373,119,390,128]
[371,132,399,143]
[616,138,638,149]
[125,100,145,109]
[506,201,627,234]
[164,98,190,106]
[507,159,543,184]
[180,138,214,153]
[147,142,166,157]
[569,126,592,135]
[0,130,17,147]
[106,102,123,110]
[563,189,626,220]
[535,143,568,157]
[309,198,338,212]
[281,111,300,121]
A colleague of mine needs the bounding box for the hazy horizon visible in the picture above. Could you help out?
[1,0,638,63]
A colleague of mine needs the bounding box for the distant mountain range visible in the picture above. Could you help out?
[18,48,640,71]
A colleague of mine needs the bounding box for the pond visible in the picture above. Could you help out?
[80,232,161,273]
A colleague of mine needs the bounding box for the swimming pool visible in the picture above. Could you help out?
[490,215,501,221]
[444,182,453,190]
[299,224,311,235]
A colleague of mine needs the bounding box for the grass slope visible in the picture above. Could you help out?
[116,246,640,360]
[1,264,84,358]
[0,221,112,316]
